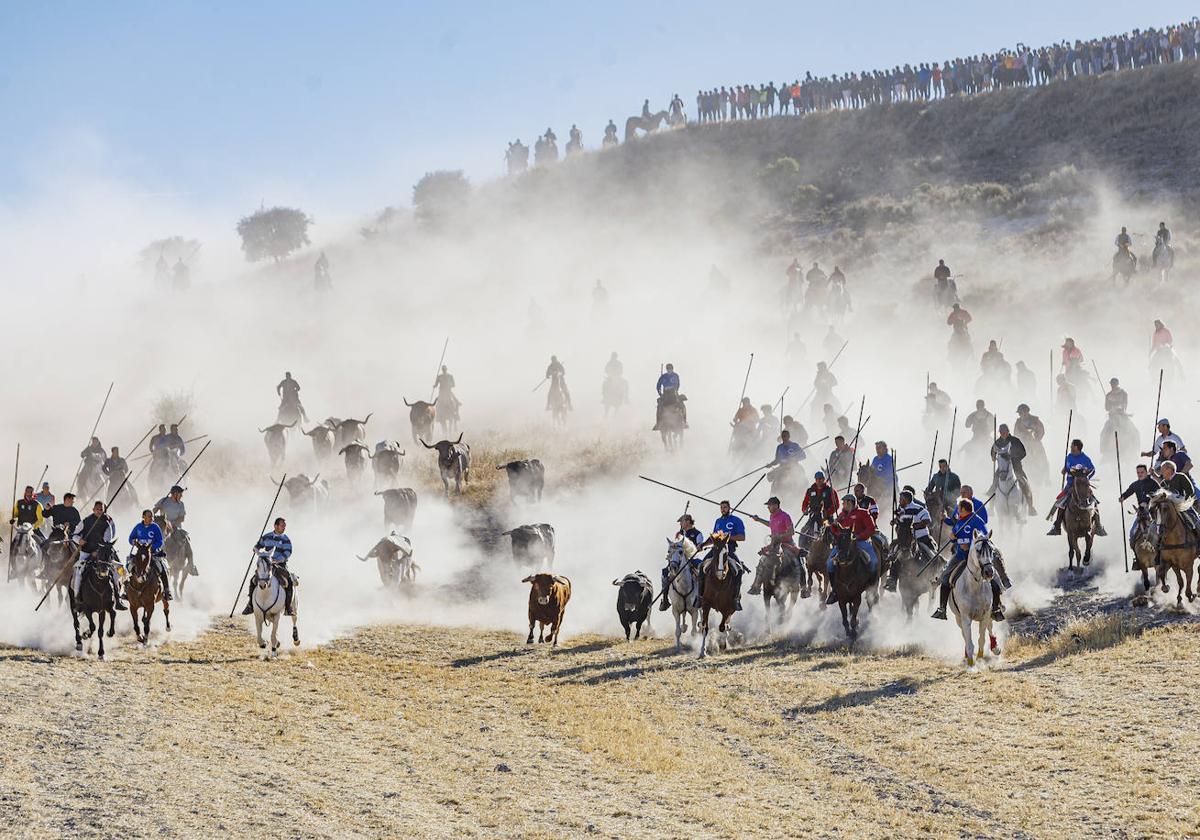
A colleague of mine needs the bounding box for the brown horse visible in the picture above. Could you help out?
[125,543,170,644]
[804,525,832,602]
[1131,504,1160,593]
[831,529,878,639]
[753,543,805,631]
[1062,470,1097,573]
[698,534,740,659]
[1147,490,1198,607]
[42,535,77,607]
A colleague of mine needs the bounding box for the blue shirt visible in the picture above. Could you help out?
[968,498,989,527]
[774,441,805,464]
[128,522,164,552]
[656,371,680,394]
[713,515,745,540]
[1063,452,1096,485]
[944,515,979,560]
[258,531,293,562]
[870,453,894,482]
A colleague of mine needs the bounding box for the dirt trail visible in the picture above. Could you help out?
[2,618,1197,838]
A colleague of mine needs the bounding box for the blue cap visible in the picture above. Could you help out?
[814,471,825,479]
[1158,418,1170,426]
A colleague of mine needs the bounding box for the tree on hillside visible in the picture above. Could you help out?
[236,206,312,262]
[412,171,470,230]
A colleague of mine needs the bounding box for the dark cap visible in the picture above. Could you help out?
[765,496,781,506]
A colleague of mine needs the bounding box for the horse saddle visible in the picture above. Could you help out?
[947,561,968,587]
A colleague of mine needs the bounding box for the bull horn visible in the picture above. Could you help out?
[270,475,281,486]
[374,490,384,496]
[398,450,405,457]
[495,465,505,471]
[356,555,368,563]
[552,575,570,586]
[612,579,622,586]
[403,398,414,407]
[258,427,269,433]
[363,412,373,424]
[521,575,535,583]
[430,397,438,407]
[453,433,463,444]
[309,473,320,486]
[419,438,434,449]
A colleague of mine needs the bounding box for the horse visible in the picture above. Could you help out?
[728,418,758,463]
[124,542,169,644]
[887,521,941,619]
[830,529,878,639]
[855,463,892,513]
[41,536,76,606]
[149,448,183,493]
[1131,504,1160,594]
[698,534,740,659]
[276,392,306,426]
[70,544,118,659]
[9,522,42,588]
[664,538,700,653]
[754,542,805,631]
[1111,247,1136,285]
[992,447,1027,533]
[601,374,628,417]
[164,527,196,601]
[767,464,806,508]
[1062,470,1098,573]
[251,553,299,655]
[435,400,459,437]
[624,110,668,142]
[949,531,1001,669]
[547,372,570,428]
[1146,489,1198,607]
[106,469,139,519]
[1151,240,1174,281]
[803,523,832,602]
[77,453,106,503]
[659,402,686,451]
[1149,344,1184,388]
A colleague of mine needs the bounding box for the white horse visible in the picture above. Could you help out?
[950,531,1001,670]
[664,537,700,652]
[992,448,1027,535]
[10,522,41,587]
[251,553,299,655]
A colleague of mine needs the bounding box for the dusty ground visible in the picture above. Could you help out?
[1,615,1197,839]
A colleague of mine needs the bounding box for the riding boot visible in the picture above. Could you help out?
[1094,514,1108,537]
[824,567,839,605]
[158,563,173,601]
[990,579,1006,622]
[240,580,255,615]
[658,580,670,612]
[994,553,1013,590]
[1046,507,1064,536]
[284,582,295,616]
[733,570,743,611]
[931,582,950,620]
[884,562,899,592]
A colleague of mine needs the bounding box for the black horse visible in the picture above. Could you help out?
[831,530,878,639]
[70,543,119,659]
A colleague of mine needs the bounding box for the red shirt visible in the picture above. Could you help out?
[1061,345,1083,367]
[832,508,876,541]
[1152,327,1174,352]
[802,483,837,519]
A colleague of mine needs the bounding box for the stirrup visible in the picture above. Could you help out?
[930,606,947,620]
[824,591,838,605]
[241,601,254,616]
[1046,525,1061,536]
[113,598,127,611]
[991,607,1006,622]
[883,577,898,592]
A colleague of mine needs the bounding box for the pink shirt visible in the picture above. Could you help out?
[769,510,796,544]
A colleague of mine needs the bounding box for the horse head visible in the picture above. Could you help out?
[708,532,730,579]
[129,542,153,584]
[970,531,996,580]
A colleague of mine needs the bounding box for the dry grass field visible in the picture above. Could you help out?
[2,615,1197,838]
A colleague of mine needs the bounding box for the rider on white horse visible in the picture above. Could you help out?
[658,513,705,611]
[883,487,935,592]
[931,499,1005,622]
[71,501,125,610]
[241,517,295,616]
[128,509,172,600]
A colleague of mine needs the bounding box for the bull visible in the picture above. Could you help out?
[403,398,437,444]
[420,434,470,497]
[275,474,329,509]
[612,572,654,640]
[522,572,571,646]
[502,523,555,569]
[496,459,545,503]
[334,413,373,449]
[259,422,295,468]
[375,487,418,531]
[302,423,336,464]
[338,441,371,483]
[371,440,405,489]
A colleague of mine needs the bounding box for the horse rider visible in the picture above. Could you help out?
[149,424,168,453]
[653,363,688,430]
[433,365,461,413]
[1115,226,1133,254]
[800,471,838,540]
[980,340,1005,375]
[924,382,952,423]
[884,486,935,591]
[946,302,971,331]
[1157,440,1193,478]
[931,498,1005,622]
[658,513,706,611]
[925,459,962,517]
[1014,361,1036,399]
[829,265,846,287]
[697,501,747,612]
[813,362,838,406]
[153,485,187,531]
[42,492,81,573]
[958,483,1010,587]
[605,352,623,379]
[80,436,105,462]
[102,446,128,481]
[128,508,172,601]
[824,495,880,605]
[870,441,894,490]
[1155,222,1171,247]
[34,482,55,512]
[1151,320,1173,355]
[1014,404,1044,443]
[781,415,808,447]
[1142,418,1185,464]
[852,482,888,559]
[827,435,855,490]
[748,496,800,595]
[762,429,805,470]
[964,400,994,446]
[757,404,780,442]
[162,424,186,458]
[1046,439,1107,536]
[1105,378,1128,416]
[11,485,47,552]
[72,501,125,610]
[544,355,572,410]
[568,124,582,146]
[241,517,295,616]
[1158,460,1200,540]
[989,424,1037,515]
[732,397,759,426]
[1119,463,1160,545]
[277,371,309,421]
[603,120,617,141]
[933,259,952,285]
[1060,337,1084,372]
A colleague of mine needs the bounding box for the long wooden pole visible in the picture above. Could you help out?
[845,396,867,496]
[7,444,19,582]
[1059,409,1074,490]
[1148,368,1164,462]
[1115,430,1130,574]
[429,337,450,401]
[67,381,115,494]
[229,474,288,618]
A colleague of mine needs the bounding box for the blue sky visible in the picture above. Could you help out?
[1,2,1193,218]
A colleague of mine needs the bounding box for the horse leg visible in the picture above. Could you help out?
[144,603,154,641]
[130,604,142,643]
[1175,565,1185,606]
[978,618,989,662]
[839,600,850,636]
[698,606,710,659]
[72,599,82,652]
[1083,533,1093,567]
[108,609,116,637]
[960,616,975,667]
[97,612,106,660]
[162,596,170,632]
[256,614,267,649]
[271,615,280,653]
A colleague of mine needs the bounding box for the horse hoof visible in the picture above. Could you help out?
[258,642,267,649]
